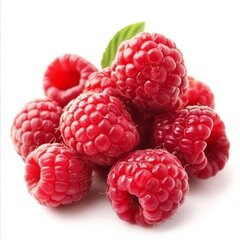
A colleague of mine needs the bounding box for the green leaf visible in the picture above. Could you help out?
[101,22,145,68]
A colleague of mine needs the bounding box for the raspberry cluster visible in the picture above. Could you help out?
[11,23,230,227]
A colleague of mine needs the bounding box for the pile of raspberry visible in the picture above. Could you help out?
[11,32,230,227]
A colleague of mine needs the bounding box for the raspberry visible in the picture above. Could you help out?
[60,92,139,166]
[84,67,118,97]
[182,76,215,108]
[11,99,62,161]
[43,54,98,107]
[111,32,188,112]
[151,105,230,178]
[25,143,92,207]
[107,149,189,226]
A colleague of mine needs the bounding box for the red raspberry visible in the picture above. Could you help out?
[84,67,118,97]
[151,105,230,179]
[25,143,92,207]
[43,54,98,107]
[11,99,62,161]
[60,92,139,166]
[182,76,215,108]
[111,32,188,112]
[107,149,189,226]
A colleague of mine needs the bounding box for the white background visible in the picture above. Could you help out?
[1,0,240,239]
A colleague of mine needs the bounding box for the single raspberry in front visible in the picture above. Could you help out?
[25,143,92,207]
[107,149,189,226]
[151,105,230,179]
[11,99,62,161]
[60,92,139,166]
[43,54,98,107]
[182,76,215,108]
[111,32,188,112]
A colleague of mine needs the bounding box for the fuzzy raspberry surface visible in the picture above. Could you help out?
[25,143,92,207]
[11,99,62,161]
[60,92,139,166]
[111,32,188,112]
[151,105,230,178]
[107,149,189,226]
[182,76,215,108]
[43,54,98,107]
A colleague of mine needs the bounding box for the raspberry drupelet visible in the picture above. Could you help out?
[151,105,230,179]
[43,54,98,107]
[25,143,92,207]
[107,149,189,226]
[111,32,188,112]
[11,99,62,161]
[60,92,139,166]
